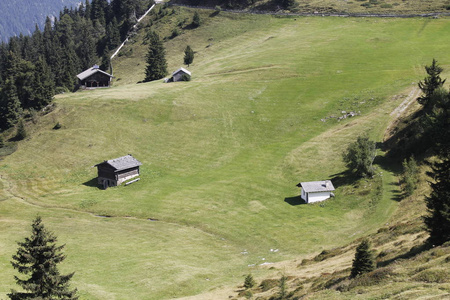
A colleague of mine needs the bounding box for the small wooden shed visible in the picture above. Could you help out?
[297,180,335,203]
[169,67,191,82]
[95,155,142,189]
[76,65,113,89]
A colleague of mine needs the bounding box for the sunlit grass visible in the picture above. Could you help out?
[1,9,450,299]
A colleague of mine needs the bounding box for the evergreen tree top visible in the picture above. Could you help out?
[9,216,78,300]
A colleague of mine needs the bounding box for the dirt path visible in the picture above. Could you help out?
[390,87,421,118]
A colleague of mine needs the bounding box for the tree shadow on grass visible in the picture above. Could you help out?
[284,195,306,206]
[82,178,101,190]
[328,170,360,189]
[389,181,404,202]
[373,154,402,175]
[209,10,220,17]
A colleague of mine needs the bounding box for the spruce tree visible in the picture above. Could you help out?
[350,239,375,278]
[0,78,22,129]
[243,274,255,289]
[8,216,78,300]
[144,31,167,82]
[106,17,121,51]
[278,274,288,300]
[418,59,446,110]
[76,19,97,70]
[424,150,450,246]
[15,118,27,140]
[192,11,201,28]
[31,57,54,108]
[183,45,194,67]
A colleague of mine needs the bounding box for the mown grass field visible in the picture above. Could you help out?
[1,8,450,299]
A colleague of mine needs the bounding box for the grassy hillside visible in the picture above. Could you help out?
[224,113,450,299]
[171,0,450,14]
[1,6,450,299]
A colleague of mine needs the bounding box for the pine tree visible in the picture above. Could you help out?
[31,25,44,61]
[192,11,201,28]
[76,19,97,70]
[418,59,446,110]
[8,216,78,300]
[243,274,255,289]
[350,239,375,278]
[106,17,121,51]
[15,118,27,140]
[0,78,22,129]
[424,150,450,246]
[144,31,167,82]
[183,45,194,67]
[278,274,288,300]
[30,57,54,108]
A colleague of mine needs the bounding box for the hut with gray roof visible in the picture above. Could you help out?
[297,180,335,203]
[95,154,142,189]
[76,65,113,89]
[166,67,191,82]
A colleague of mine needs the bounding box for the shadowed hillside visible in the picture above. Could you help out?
[0,0,81,42]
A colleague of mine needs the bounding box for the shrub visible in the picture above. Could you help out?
[260,278,279,291]
[55,86,69,94]
[402,156,418,196]
[342,134,376,177]
[181,74,191,81]
[414,269,448,283]
[239,290,253,299]
[349,267,394,289]
[170,28,180,39]
[53,122,62,130]
[15,119,27,140]
[0,136,4,148]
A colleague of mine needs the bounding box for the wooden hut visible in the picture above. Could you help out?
[168,67,191,82]
[95,155,142,189]
[297,180,335,203]
[76,65,113,89]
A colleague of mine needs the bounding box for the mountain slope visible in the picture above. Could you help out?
[1,6,450,299]
[0,0,80,42]
[171,0,450,14]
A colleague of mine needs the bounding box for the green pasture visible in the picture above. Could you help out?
[1,10,450,299]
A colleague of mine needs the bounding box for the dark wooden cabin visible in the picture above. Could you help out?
[77,65,113,89]
[95,155,142,189]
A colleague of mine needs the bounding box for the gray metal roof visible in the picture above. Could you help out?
[299,180,335,193]
[76,65,113,80]
[96,155,142,171]
[172,67,191,76]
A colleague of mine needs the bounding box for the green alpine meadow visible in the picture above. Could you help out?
[1,5,449,299]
